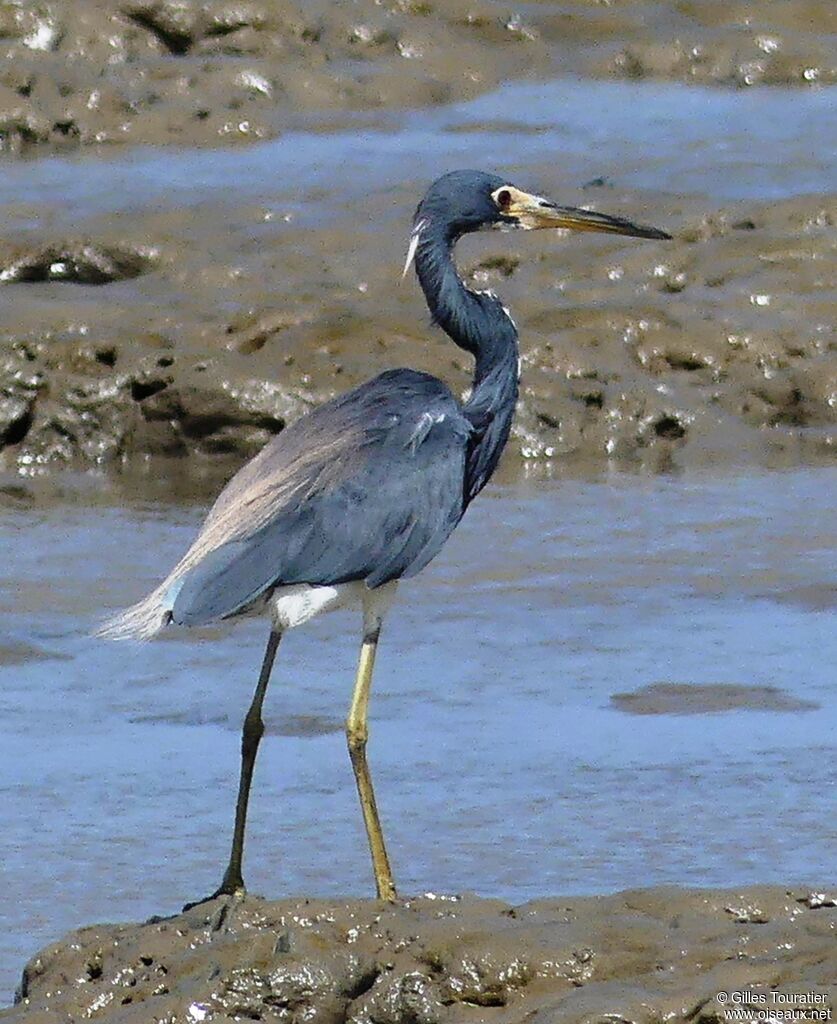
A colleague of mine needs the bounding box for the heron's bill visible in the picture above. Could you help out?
[493,186,671,240]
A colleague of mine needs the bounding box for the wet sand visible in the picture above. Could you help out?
[5,887,836,1022]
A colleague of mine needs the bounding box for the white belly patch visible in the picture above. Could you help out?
[269,582,363,630]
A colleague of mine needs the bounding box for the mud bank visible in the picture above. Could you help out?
[0,182,834,478]
[0,0,834,152]
[5,887,835,1022]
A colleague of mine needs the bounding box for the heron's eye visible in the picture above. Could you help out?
[495,189,512,210]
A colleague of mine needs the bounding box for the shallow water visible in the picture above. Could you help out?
[1,467,835,1001]
[1,78,835,231]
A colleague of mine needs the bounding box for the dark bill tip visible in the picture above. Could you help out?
[547,205,672,240]
[631,223,672,241]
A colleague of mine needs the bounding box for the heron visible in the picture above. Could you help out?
[100,170,669,906]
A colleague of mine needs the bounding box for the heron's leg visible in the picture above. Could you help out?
[184,628,282,910]
[346,618,397,902]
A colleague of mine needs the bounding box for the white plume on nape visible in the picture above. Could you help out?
[402,218,428,278]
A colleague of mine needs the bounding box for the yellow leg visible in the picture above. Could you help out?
[346,624,397,901]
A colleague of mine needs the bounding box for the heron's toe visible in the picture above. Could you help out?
[182,883,246,915]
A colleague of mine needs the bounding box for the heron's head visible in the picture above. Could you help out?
[405,169,670,273]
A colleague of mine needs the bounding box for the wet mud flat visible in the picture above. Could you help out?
[0,75,835,479]
[5,887,836,1023]
[3,186,835,476]
[0,0,834,152]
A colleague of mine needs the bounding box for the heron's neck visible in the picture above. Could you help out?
[414,224,519,503]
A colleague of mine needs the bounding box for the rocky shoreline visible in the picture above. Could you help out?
[5,886,835,1022]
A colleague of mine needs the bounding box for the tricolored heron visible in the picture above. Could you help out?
[100,170,669,905]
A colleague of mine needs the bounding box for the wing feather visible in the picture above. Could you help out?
[165,370,471,627]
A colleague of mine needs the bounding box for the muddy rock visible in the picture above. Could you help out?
[4,886,836,1022]
[0,0,833,152]
[0,240,157,284]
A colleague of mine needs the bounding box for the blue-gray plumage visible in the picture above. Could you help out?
[98,169,669,907]
[171,369,472,625]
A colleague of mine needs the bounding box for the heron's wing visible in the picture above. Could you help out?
[168,369,471,626]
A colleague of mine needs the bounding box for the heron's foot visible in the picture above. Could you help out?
[182,877,246,914]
